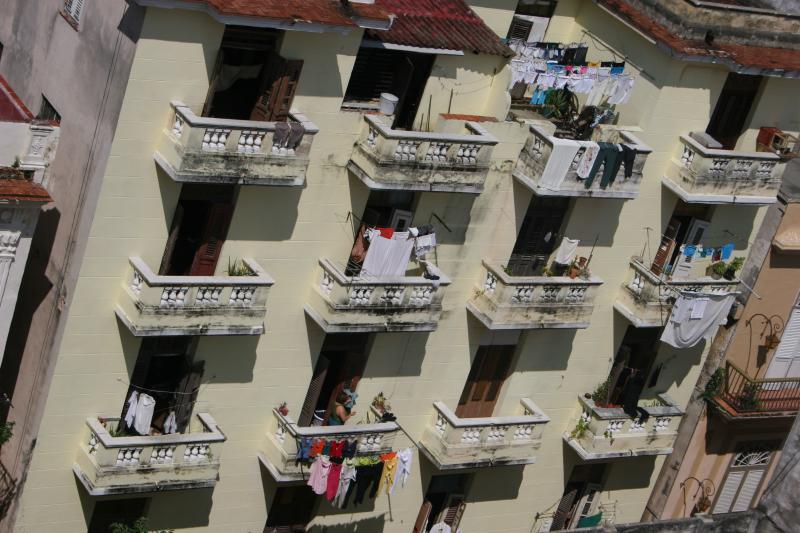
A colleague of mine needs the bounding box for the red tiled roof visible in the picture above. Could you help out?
[0,76,34,123]
[599,0,800,75]
[0,171,52,204]
[154,0,392,28]
[366,0,513,57]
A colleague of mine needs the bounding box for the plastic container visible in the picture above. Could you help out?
[379,93,399,115]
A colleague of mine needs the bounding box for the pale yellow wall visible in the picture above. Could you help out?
[14,2,792,533]
[466,0,519,38]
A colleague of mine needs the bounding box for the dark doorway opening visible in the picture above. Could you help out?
[264,486,316,532]
[160,184,236,276]
[508,196,570,276]
[706,73,762,150]
[551,464,607,530]
[415,474,472,533]
[604,326,661,411]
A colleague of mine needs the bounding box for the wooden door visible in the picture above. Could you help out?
[456,346,514,418]
[174,360,205,433]
[713,447,772,513]
[671,218,709,279]
[412,501,432,533]
[442,499,466,531]
[651,217,681,276]
[189,203,234,276]
[550,486,579,531]
[508,197,570,276]
[250,54,303,122]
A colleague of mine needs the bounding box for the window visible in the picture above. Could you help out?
[515,0,558,17]
[713,442,778,514]
[37,96,61,123]
[63,0,85,24]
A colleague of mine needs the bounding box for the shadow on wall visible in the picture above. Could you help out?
[309,515,386,533]
[512,178,535,236]
[414,192,477,247]
[515,328,578,373]
[196,335,260,383]
[147,487,215,530]
[564,197,625,248]
[364,332,430,379]
[156,165,183,236]
[226,185,303,243]
[467,466,525,502]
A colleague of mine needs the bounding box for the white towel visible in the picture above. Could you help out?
[555,237,580,265]
[539,138,581,190]
[361,236,414,278]
[124,391,139,428]
[133,393,156,436]
[660,293,734,349]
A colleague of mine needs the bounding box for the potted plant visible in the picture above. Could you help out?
[226,258,254,276]
[568,257,589,279]
[277,402,289,416]
[0,421,14,447]
[724,257,744,281]
[590,376,613,407]
[709,261,727,280]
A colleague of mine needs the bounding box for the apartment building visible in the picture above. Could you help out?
[644,161,800,520]
[0,1,144,529]
[7,0,800,532]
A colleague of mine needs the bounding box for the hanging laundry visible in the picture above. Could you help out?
[538,137,582,190]
[390,448,413,494]
[430,522,452,533]
[415,233,437,259]
[721,243,735,260]
[576,142,600,179]
[554,237,580,266]
[377,452,398,496]
[133,393,155,436]
[361,235,414,277]
[660,293,734,349]
[307,455,332,495]
[333,461,357,508]
[124,391,139,428]
[683,245,697,258]
[326,462,344,501]
[352,462,384,505]
[164,411,178,435]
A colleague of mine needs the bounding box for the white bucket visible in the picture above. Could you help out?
[379,93,399,115]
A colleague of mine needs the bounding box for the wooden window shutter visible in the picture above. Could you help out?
[443,499,466,530]
[550,487,578,531]
[651,218,681,275]
[251,56,303,122]
[731,470,765,512]
[175,360,204,433]
[190,203,234,276]
[412,501,432,533]
[508,17,533,41]
[713,470,745,513]
[298,356,330,427]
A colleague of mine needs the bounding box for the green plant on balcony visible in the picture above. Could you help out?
[724,257,744,281]
[737,381,761,411]
[703,367,726,401]
[0,421,14,446]
[542,88,579,130]
[571,417,590,439]
[226,258,254,277]
[590,376,613,407]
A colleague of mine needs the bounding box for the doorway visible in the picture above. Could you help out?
[414,474,471,533]
[604,326,660,411]
[298,334,371,426]
[551,464,607,530]
[343,46,435,130]
[508,197,570,276]
[651,202,712,278]
[456,345,515,418]
[203,27,303,122]
[264,486,317,532]
[706,73,762,150]
[160,184,236,276]
[120,337,203,436]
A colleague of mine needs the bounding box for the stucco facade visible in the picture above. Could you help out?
[7,0,800,532]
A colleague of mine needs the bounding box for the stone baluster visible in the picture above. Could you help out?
[202,128,230,152]
[237,130,266,154]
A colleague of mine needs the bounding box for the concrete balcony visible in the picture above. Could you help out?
[563,394,684,460]
[614,257,739,328]
[467,261,603,329]
[710,361,800,421]
[513,123,651,199]
[419,399,549,469]
[115,257,274,336]
[73,414,225,496]
[304,258,451,333]
[155,101,318,186]
[347,115,498,193]
[662,135,785,204]
[259,408,400,483]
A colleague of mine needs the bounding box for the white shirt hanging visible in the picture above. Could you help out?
[164,410,178,434]
[124,391,139,428]
[133,393,156,436]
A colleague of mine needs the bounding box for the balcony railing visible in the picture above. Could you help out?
[564,394,684,460]
[419,399,549,469]
[74,414,225,496]
[155,100,318,186]
[662,135,785,204]
[513,123,652,199]
[304,258,451,333]
[712,361,800,418]
[115,257,274,336]
[259,408,400,482]
[614,257,739,328]
[467,261,603,329]
[347,115,499,193]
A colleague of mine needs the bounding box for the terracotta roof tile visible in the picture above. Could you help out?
[0,171,52,204]
[169,0,391,27]
[599,0,800,75]
[366,0,513,57]
[0,76,34,123]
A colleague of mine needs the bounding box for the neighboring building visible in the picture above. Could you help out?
[4,0,800,532]
[0,0,144,530]
[647,160,800,519]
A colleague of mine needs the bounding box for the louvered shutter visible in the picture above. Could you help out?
[413,501,432,533]
[731,470,765,512]
[508,17,533,41]
[65,0,84,21]
[713,470,745,513]
[175,360,205,433]
[189,203,234,276]
[251,57,303,122]
[443,499,466,530]
[550,487,578,531]
[298,356,330,427]
[766,305,800,379]
[651,218,681,275]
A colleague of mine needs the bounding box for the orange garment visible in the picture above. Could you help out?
[377,452,398,496]
[309,439,325,458]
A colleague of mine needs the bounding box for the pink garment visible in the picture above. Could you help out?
[307,456,331,495]
[326,462,343,501]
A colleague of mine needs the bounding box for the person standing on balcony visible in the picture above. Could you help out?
[329,392,357,426]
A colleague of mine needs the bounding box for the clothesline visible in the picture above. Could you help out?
[115,377,207,397]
